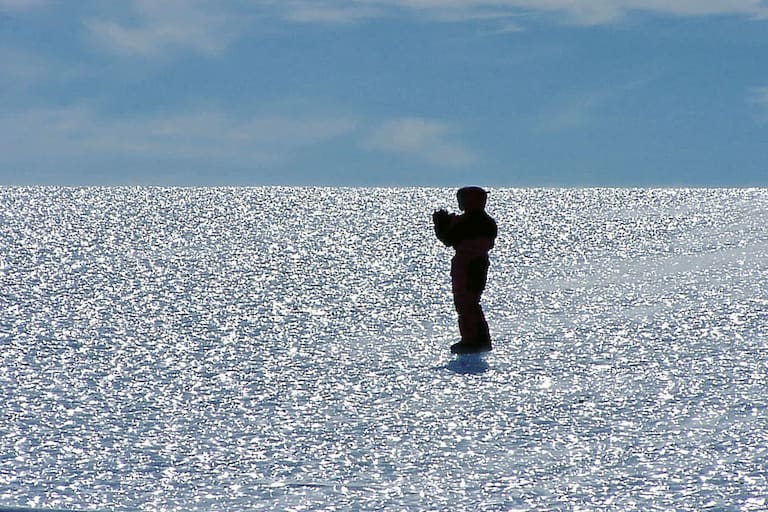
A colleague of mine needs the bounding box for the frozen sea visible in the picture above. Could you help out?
[1,187,768,511]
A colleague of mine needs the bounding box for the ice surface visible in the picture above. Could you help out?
[1,187,767,511]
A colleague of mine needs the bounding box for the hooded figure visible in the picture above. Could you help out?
[433,187,498,354]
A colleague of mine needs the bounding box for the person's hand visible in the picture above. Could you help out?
[432,209,449,224]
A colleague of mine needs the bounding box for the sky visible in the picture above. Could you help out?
[1,0,767,187]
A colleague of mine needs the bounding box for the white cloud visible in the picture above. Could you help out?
[748,86,768,120]
[281,1,383,23]
[0,48,49,88]
[0,106,476,182]
[85,0,241,57]
[274,0,768,25]
[535,92,606,132]
[622,0,768,18]
[0,0,47,10]
[749,87,768,104]
[69,0,768,58]
[364,118,475,166]
[0,105,358,168]
[487,20,526,33]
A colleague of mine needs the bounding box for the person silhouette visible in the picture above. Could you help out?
[433,187,498,355]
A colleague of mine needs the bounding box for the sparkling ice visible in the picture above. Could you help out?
[1,187,767,511]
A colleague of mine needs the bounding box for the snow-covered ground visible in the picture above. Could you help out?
[1,187,767,511]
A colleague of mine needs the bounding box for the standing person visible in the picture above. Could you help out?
[433,187,498,355]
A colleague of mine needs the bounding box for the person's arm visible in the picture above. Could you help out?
[443,212,497,249]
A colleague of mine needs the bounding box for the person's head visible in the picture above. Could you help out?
[457,186,488,212]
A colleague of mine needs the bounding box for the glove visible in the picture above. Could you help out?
[432,209,449,225]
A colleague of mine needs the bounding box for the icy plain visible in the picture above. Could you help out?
[1,187,767,511]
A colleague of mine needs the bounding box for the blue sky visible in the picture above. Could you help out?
[1,0,767,186]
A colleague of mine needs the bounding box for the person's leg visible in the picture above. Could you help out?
[466,257,491,349]
[451,257,492,352]
[474,301,492,351]
[455,293,483,344]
